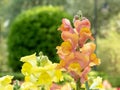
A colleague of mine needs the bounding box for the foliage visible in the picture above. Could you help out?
[8,6,71,72]
[108,76,120,87]
[97,13,120,75]
[97,31,120,87]
[97,12,120,87]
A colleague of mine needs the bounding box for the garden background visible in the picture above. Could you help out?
[0,0,120,88]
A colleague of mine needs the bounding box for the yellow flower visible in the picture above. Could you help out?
[25,75,30,82]
[0,75,13,85]
[37,71,52,85]
[0,75,13,90]
[54,69,63,82]
[21,63,32,76]
[20,53,64,90]
[20,82,38,90]
[35,64,63,85]
[89,76,104,90]
[4,84,13,90]
[20,53,37,66]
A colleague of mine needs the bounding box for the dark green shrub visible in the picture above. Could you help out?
[8,6,71,72]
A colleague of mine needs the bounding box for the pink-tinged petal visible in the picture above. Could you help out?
[79,27,94,47]
[74,52,89,69]
[57,52,75,69]
[74,18,91,33]
[79,33,94,47]
[50,83,61,90]
[58,18,73,32]
[74,20,81,33]
[62,52,75,68]
[61,51,89,70]
[50,83,72,90]
[80,66,91,83]
[81,43,96,56]
[61,31,79,49]
[68,62,82,81]
[69,70,80,81]
[103,80,112,89]
[80,18,91,29]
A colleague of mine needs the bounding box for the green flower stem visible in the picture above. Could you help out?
[85,81,90,90]
[76,79,81,90]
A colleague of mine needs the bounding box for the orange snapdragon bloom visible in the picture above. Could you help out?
[79,27,94,47]
[61,31,79,49]
[57,17,100,84]
[56,41,73,60]
[58,18,73,32]
[74,18,91,33]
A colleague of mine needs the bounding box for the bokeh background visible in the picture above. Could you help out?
[0,0,120,88]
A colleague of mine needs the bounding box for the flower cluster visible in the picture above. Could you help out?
[20,52,63,90]
[56,16,100,84]
[0,16,104,90]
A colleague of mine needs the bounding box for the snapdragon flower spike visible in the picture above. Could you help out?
[57,17,100,84]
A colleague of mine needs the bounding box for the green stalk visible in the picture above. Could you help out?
[76,79,81,90]
[85,81,90,90]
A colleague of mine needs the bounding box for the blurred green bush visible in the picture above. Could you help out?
[8,6,71,72]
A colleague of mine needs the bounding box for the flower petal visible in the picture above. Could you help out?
[56,41,72,59]
[61,31,79,49]
[81,43,96,56]
[58,18,73,32]
[80,66,91,83]
[20,53,37,66]
[89,53,101,66]
[79,27,94,47]
[74,18,91,33]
